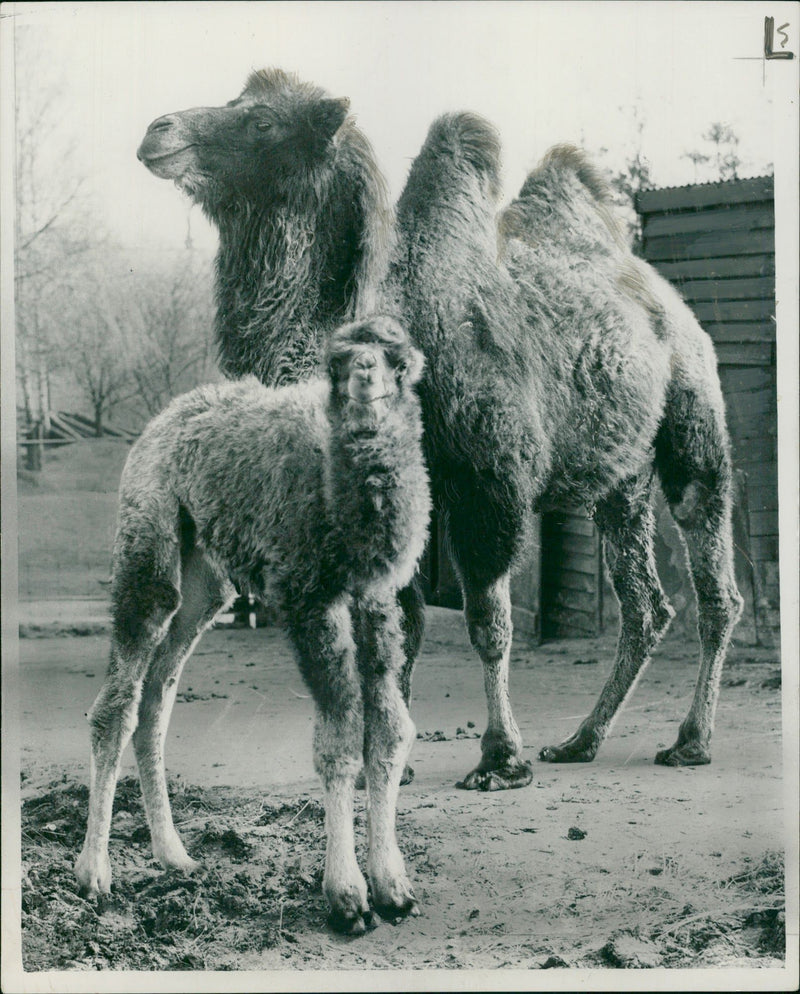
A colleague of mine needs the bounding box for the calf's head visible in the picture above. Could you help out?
[326,316,424,428]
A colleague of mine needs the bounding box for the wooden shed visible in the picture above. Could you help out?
[540,176,778,647]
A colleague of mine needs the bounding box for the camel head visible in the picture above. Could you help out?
[326,316,424,430]
[137,68,351,210]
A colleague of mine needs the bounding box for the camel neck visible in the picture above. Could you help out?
[212,190,364,386]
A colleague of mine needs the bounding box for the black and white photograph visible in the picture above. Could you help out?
[1,2,798,990]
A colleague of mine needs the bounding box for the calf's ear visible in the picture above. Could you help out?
[395,346,425,387]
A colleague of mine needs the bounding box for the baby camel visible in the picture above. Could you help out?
[74,316,430,934]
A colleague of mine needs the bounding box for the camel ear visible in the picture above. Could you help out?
[311,97,350,140]
[396,346,425,387]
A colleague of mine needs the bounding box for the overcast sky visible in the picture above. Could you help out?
[8,1,797,255]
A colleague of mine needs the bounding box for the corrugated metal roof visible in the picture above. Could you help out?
[636,176,774,213]
[638,174,774,195]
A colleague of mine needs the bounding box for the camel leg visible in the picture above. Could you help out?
[440,483,531,790]
[460,574,532,789]
[654,382,743,765]
[75,581,180,896]
[355,600,418,921]
[452,570,532,790]
[132,548,234,870]
[655,507,742,765]
[539,473,674,763]
[288,600,368,935]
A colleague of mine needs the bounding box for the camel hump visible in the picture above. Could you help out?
[520,143,614,205]
[422,112,502,183]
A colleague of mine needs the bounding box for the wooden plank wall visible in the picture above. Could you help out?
[541,177,778,645]
[638,177,778,646]
[541,507,601,638]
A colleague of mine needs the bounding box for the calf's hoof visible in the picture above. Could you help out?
[457,757,533,791]
[374,895,420,925]
[325,877,370,937]
[74,848,111,898]
[655,741,711,766]
[369,869,419,924]
[327,908,381,936]
[155,843,200,875]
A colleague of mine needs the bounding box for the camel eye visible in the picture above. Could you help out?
[245,110,274,133]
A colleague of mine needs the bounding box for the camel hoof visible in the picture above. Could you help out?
[457,758,533,791]
[399,764,415,786]
[655,742,711,766]
[538,736,598,763]
[539,729,600,763]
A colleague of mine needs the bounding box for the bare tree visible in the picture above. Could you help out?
[58,255,141,437]
[14,28,217,448]
[14,27,92,432]
[682,122,743,183]
[682,149,711,183]
[703,122,742,181]
[125,253,217,419]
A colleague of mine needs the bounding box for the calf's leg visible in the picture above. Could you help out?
[132,548,234,869]
[288,601,368,934]
[356,601,418,920]
[355,577,423,790]
[75,577,180,896]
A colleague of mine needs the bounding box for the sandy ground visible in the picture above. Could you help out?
[10,605,791,980]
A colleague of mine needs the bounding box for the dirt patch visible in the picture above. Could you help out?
[13,613,788,973]
[22,777,332,971]
[20,774,785,972]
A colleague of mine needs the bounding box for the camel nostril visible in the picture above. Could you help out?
[147,115,177,134]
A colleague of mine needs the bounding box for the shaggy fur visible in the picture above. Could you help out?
[137,68,425,730]
[74,317,430,934]
[389,116,742,781]
[141,72,742,788]
[137,68,391,385]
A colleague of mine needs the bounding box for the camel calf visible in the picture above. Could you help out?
[75,316,431,934]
